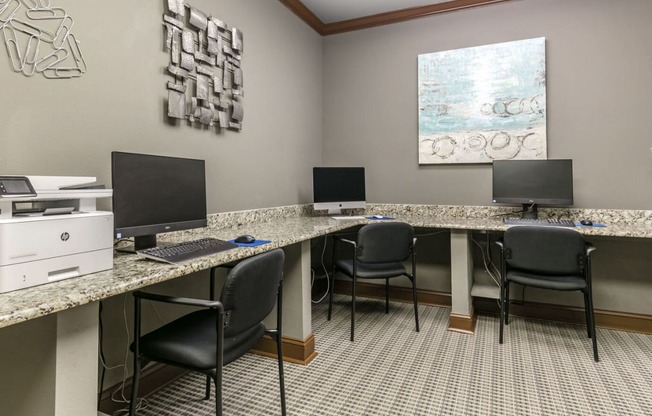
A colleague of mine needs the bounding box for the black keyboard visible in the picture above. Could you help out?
[137,238,238,264]
[503,218,576,227]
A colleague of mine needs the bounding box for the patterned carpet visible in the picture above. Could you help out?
[129,295,652,416]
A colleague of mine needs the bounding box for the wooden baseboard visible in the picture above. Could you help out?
[334,280,652,335]
[333,280,451,307]
[333,280,476,332]
[251,333,317,365]
[475,298,652,334]
[449,312,477,334]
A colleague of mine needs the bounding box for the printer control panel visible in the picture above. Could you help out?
[0,176,37,198]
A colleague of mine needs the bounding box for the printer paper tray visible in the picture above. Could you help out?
[0,249,113,293]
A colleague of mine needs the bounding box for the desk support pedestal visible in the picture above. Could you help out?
[449,230,476,333]
[259,241,317,364]
[55,302,100,416]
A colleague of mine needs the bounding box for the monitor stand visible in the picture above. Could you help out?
[116,234,161,253]
[328,208,365,220]
[521,204,538,219]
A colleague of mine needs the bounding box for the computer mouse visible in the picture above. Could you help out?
[580,219,593,226]
[234,234,256,244]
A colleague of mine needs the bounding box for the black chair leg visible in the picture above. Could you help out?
[411,252,419,332]
[213,376,222,416]
[205,375,211,400]
[275,333,287,416]
[351,276,356,342]
[130,296,142,416]
[328,267,335,321]
[499,282,506,344]
[585,290,599,362]
[411,277,420,332]
[584,291,592,338]
[129,358,141,416]
[385,278,390,314]
[504,282,510,325]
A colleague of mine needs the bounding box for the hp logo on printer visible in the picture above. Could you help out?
[61,232,70,241]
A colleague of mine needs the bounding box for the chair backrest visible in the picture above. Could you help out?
[356,222,414,263]
[503,226,586,275]
[220,249,284,336]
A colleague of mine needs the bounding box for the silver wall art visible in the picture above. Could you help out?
[164,0,244,131]
[0,0,87,79]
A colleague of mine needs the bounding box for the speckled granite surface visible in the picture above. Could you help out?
[0,211,353,329]
[1,203,651,329]
[366,203,652,238]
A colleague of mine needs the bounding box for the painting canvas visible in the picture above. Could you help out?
[418,38,547,164]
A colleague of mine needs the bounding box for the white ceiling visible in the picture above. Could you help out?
[300,0,452,24]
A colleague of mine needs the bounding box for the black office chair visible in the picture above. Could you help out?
[496,226,598,362]
[328,222,419,341]
[129,249,287,416]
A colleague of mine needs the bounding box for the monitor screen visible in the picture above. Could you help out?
[492,159,573,217]
[111,151,207,251]
[313,167,366,215]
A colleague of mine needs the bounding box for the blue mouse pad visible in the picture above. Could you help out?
[228,239,271,247]
[575,223,606,227]
[366,216,394,220]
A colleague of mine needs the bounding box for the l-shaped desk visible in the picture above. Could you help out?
[1,203,651,416]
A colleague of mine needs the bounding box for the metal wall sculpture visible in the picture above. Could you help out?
[418,38,546,164]
[1,0,86,79]
[164,0,244,131]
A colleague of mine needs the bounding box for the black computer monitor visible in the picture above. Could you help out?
[111,151,207,251]
[313,167,366,215]
[492,159,574,219]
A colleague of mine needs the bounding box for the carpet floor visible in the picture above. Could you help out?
[129,295,652,415]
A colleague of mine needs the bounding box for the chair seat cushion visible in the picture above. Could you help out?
[506,270,587,291]
[335,259,406,279]
[134,309,265,369]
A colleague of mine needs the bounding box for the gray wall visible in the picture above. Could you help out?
[0,0,323,213]
[322,0,652,210]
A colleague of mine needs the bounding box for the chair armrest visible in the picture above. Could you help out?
[586,243,596,256]
[133,291,223,310]
[335,236,356,247]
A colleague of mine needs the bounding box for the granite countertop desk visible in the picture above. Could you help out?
[0,213,353,329]
[2,204,652,330]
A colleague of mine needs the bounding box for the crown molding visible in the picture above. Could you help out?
[278,0,328,35]
[279,0,514,36]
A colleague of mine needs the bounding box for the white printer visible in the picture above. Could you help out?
[0,175,113,293]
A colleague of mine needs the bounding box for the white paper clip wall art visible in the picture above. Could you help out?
[1,0,87,79]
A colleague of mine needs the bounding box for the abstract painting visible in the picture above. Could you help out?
[418,38,546,164]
